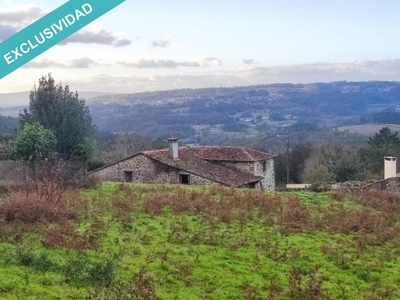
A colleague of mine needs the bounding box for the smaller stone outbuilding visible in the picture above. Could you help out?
[362,177,400,192]
[89,138,276,190]
[362,157,400,192]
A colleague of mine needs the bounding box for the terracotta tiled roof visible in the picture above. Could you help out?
[142,147,263,187]
[189,146,275,162]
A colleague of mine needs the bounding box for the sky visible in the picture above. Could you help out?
[1,0,400,93]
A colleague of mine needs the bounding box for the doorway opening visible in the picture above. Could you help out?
[125,171,133,182]
[179,174,190,184]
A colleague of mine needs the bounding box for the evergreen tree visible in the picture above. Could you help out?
[365,127,400,175]
[19,74,96,159]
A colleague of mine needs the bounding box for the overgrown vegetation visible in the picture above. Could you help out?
[274,127,400,186]
[0,180,399,299]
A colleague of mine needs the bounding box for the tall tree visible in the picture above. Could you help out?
[303,144,365,183]
[367,127,400,154]
[19,74,95,159]
[365,127,400,176]
[275,143,313,185]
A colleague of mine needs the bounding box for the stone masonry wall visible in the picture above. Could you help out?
[212,161,254,174]
[89,154,221,186]
[363,177,400,192]
[0,159,87,185]
[210,159,275,191]
[254,159,275,191]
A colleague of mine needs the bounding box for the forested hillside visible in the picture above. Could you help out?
[84,81,400,144]
[2,80,400,184]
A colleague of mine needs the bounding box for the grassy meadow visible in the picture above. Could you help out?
[0,183,399,299]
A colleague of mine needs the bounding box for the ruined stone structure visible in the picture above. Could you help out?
[362,177,400,192]
[0,159,87,185]
[361,156,400,193]
[89,138,276,190]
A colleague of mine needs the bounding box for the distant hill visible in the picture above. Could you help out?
[2,81,400,147]
[0,91,111,117]
[84,81,400,136]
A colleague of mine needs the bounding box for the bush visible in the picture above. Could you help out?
[89,260,116,287]
[65,256,91,281]
[0,192,77,224]
[16,249,59,272]
[309,182,332,192]
[93,265,160,300]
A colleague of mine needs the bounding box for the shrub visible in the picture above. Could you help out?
[288,265,333,300]
[89,265,160,300]
[16,249,59,272]
[0,192,77,224]
[89,260,116,287]
[43,219,102,250]
[65,256,91,281]
[309,182,332,193]
[0,160,80,224]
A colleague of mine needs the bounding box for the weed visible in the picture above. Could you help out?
[89,260,116,287]
[288,265,333,300]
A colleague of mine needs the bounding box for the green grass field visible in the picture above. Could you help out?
[0,183,399,299]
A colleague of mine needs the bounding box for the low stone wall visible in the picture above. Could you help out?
[0,159,87,185]
[362,177,400,192]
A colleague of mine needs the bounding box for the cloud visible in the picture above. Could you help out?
[119,57,222,68]
[58,29,131,47]
[234,59,400,83]
[0,24,17,41]
[21,56,222,69]
[0,4,44,27]
[23,57,96,69]
[68,73,242,93]
[65,58,400,93]
[242,59,254,65]
[114,38,132,47]
[151,35,171,48]
[7,58,400,94]
[186,57,223,67]
[0,5,46,40]
[0,4,130,47]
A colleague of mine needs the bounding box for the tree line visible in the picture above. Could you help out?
[4,74,400,185]
[274,127,400,186]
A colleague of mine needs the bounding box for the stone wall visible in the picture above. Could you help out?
[254,159,275,191]
[89,154,222,187]
[0,160,23,184]
[211,159,275,191]
[362,177,400,192]
[214,161,255,174]
[0,159,87,185]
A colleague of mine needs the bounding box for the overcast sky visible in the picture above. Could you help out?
[1,0,400,93]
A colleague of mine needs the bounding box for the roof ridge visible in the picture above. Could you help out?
[240,147,255,160]
[143,148,263,187]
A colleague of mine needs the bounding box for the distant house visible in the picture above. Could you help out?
[89,138,276,190]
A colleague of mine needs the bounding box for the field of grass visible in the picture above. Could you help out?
[338,124,400,135]
[0,183,399,299]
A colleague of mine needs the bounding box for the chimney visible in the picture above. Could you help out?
[384,156,397,179]
[167,137,179,159]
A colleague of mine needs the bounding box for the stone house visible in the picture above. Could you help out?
[89,138,276,190]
